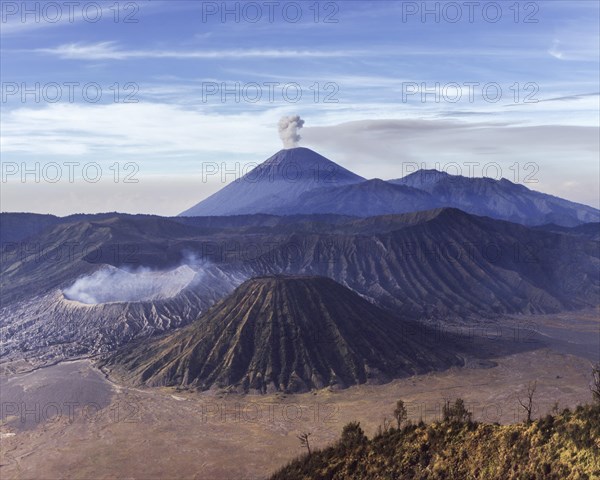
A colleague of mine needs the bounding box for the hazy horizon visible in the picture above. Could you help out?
[2,143,599,217]
[2,1,599,215]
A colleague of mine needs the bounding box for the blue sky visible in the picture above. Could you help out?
[1,0,599,215]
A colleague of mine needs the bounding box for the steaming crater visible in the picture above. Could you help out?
[62,265,197,305]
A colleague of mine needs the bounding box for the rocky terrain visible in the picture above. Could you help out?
[2,208,599,369]
[246,208,600,315]
[99,276,465,393]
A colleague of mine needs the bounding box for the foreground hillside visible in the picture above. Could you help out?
[271,403,600,480]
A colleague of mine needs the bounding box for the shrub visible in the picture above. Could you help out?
[442,398,473,424]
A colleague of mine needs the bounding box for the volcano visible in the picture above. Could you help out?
[179,147,364,216]
[180,147,599,226]
[101,276,463,393]
[3,209,599,368]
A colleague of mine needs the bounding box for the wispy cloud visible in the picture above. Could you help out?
[548,40,565,60]
[29,41,560,62]
[301,119,600,208]
[0,102,292,157]
[2,98,598,199]
[535,92,599,103]
[34,42,365,60]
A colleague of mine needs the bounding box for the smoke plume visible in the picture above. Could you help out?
[63,253,208,304]
[278,115,305,148]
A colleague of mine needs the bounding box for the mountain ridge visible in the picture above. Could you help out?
[2,208,598,368]
[178,148,599,226]
[390,169,599,226]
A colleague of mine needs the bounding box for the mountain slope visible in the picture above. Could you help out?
[246,208,600,316]
[101,276,463,393]
[271,179,440,216]
[535,222,600,241]
[3,209,598,368]
[0,212,61,243]
[0,215,245,367]
[180,148,364,216]
[391,169,600,226]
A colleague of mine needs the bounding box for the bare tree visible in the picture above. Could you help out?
[591,363,600,403]
[297,432,312,455]
[518,381,537,424]
[393,400,408,428]
[376,416,393,436]
[383,417,393,431]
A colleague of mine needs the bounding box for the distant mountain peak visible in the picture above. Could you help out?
[250,147,360,178]
[391,169,599,226]
[400,168,521,187]
[180,148,364,217]
[267,146,319,158]
[262,147,319,165]
[401,168,451,182]
[179,147,598,226]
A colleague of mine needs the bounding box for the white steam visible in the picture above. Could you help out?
[278,115,305,148]
[63,254,207,304]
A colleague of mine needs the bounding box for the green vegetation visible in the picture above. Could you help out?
[271,401,600,480]
[442,398,472,424]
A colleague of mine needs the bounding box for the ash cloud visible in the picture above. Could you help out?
[278,115,305,148]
